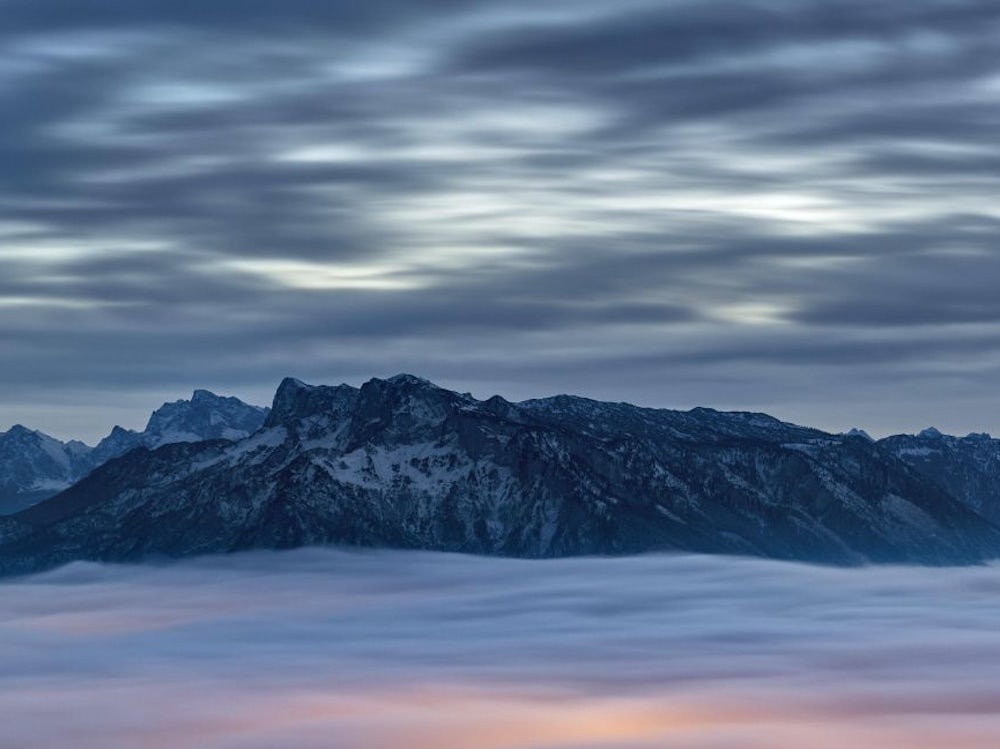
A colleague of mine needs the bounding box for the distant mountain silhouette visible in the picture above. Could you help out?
[0,391,267,513]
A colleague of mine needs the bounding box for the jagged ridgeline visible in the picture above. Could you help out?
[1,374,999,574]
[0,390,269,513]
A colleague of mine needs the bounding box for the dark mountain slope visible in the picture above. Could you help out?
[880,429,1000,524]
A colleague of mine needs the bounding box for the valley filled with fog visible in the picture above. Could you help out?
[4,548,1000,749]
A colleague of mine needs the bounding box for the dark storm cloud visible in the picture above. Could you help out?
[0,0,479,37]
[448,1,1000,128]
[4,549,1000,748]
[453,1,1000,74]
[796,251,1000,327]
[2,0,1000,439]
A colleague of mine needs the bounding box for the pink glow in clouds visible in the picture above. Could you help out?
[3,548,1000,748]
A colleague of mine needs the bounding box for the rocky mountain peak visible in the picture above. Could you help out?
[144,389,268,445]
[265,378,358,429]
[482,394,516,418]
[349,374,470,445]
[385,373,437,388]
[845,428,875,442]
[3,424,36,441]
[965,432,993,441]
[267,377,313,425]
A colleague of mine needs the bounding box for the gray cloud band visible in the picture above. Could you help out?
[2,0,999,438]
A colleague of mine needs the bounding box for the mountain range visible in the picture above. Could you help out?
[0,374,999,574]
[0,390,268,513]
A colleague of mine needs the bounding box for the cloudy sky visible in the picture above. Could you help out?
[2,0,999,442]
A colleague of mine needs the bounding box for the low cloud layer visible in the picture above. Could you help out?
[3,549,1000,748]
[2,1,1000,439]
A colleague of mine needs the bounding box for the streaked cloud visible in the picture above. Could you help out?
[2,0,999,440]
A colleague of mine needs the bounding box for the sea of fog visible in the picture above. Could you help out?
[3,549,1000,749]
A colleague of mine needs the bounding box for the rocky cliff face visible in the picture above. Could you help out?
[0,391,268,513]
[2,375,998,574]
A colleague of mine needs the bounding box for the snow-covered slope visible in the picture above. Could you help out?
[2,375,998,574]
[88,390,268,465]
[143,389,270,446]
[0,426,93,513]
[0,391,268,513]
